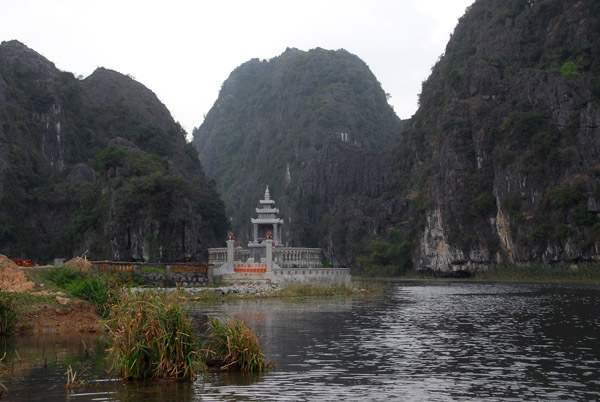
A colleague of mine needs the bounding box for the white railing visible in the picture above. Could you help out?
[209,247,322,268]
[274,247,322,268]
[208,248,250,264]
[208,248,227,264]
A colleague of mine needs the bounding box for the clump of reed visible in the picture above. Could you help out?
[104,291,202,380]
[202,317,272,372]
[0,292,20,335]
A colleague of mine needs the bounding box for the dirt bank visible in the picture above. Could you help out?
[0,254,35,292]
[1,254,101,333]
[17,300,101,334]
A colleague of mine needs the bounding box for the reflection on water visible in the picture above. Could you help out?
[3,282,600,401]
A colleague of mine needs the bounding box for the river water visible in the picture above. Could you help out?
[3,281,600,401]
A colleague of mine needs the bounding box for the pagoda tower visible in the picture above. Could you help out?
[250,186,284,246]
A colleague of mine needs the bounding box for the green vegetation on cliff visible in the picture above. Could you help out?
[0,40,227,263]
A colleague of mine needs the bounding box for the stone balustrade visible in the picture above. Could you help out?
[209,247,322,268]
[209,248,250,264]
[92,261,142,273]
[208,248,228,264]
[273,247,322,268]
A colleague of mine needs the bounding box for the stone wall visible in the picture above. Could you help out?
[271,268,351,286]
[90,261,211,288]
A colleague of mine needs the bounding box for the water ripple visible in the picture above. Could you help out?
[199,282,600,401]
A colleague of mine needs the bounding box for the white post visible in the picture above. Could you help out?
[226,239,235,273]
[266,239,273,272]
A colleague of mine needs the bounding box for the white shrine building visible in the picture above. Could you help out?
[209,186,350,285]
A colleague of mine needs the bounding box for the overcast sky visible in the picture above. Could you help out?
[1,0,474,137]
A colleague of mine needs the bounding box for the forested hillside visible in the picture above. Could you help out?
[0,40,227,263]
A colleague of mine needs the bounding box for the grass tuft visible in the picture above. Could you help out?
[0,292,19,335]
[104,291,202,380]
[203,317,272,372]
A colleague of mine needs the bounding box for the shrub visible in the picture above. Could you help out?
[105,291,201,380]
[0,292,19,335]
[504,193,523,215]
[559,61,581,82]
[41,267,116,316]
[472,192,496,216]
[203,317,272,372]
[511,110,547,145]
[571,203,597,225]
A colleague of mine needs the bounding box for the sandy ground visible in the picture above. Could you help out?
[0,254,35,292]
[1,254,101,333]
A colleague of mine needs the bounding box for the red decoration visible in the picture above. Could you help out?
[228,232,235,240]
[266,231,272,239]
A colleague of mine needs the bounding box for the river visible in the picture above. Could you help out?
[3,281,600,401]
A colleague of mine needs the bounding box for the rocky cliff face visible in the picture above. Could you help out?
[0,40,227,263]
[192,47,404,261]
[399,0,600,271]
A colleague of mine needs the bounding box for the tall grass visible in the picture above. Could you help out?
[0,292,19,335]
[203,317,272,372]
[104,291,201,380]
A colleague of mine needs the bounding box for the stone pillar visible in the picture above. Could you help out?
[273,223,278,243]
[266,239,273,272]
[226,239,235,273]
[253,224,258,243]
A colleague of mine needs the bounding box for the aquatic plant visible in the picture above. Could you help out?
[0,292,20,335]
[203,316,272,372]
[65,364,89,390]
[0,353,7,397]
[104,291,201,380]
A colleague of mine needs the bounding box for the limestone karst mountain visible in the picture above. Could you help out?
[194,0,600,273]
[192,47,405,266]
[0,40,227,263]
[395,0,600,272]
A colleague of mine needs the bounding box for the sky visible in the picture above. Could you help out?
[1,0,474,138]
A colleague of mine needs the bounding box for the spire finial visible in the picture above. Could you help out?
[264,185,270,201]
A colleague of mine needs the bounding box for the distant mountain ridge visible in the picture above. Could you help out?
[0,40,227,263]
